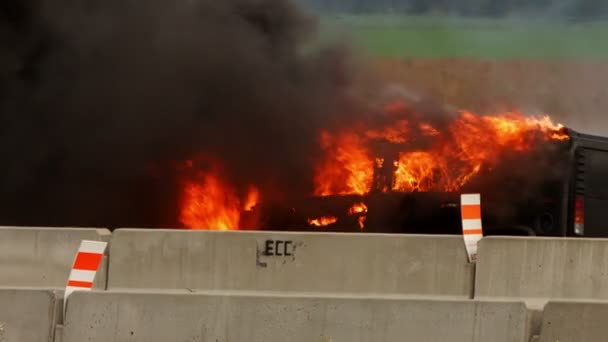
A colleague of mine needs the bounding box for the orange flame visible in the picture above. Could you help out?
[348,202,368,230]
[178,101,568,232]
[314,109,568,196]
[393,151,450,192]
[243,185,259,211]
[313,130,374,196]
[419,123,440,136]
[357,216,367,230]
[308,216,338,227]
[179,160,260,230]
[348,202,368,215]
[180,171,241,230]
[366,120,410,143]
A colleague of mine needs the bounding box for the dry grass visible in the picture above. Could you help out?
[366,58,608,135]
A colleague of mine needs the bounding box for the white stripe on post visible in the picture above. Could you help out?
[460,194,481,206]
[68,269,98,283]
[462,219,483,230]
[79,240,107,254]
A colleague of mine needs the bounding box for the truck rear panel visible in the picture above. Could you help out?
[568,131,608,237]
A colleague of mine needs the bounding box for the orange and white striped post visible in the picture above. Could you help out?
[460,193,483,262]
[64,240,107,312]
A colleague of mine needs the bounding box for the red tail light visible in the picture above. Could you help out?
[574,195,584,235]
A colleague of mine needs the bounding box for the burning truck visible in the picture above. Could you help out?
[178,98,608,238]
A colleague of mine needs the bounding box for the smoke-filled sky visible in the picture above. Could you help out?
[0,0,362,228]
[0,0,596,230]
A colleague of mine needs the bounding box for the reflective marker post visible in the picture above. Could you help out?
[63,240,107,315]
[461,193,483,263]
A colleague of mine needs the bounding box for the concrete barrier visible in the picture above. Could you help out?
[0,289,59,342]
[475,237,608,301]
[108,229,474,297]
[62,291,529,342]
[539,300,608,342]
[0,227,111,289]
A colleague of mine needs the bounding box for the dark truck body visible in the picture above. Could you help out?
[562,130,608,237]
[259,129,608,237]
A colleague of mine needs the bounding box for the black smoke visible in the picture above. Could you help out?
[0,0,358,228]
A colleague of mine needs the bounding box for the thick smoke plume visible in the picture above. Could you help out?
[0,0,573,232]
[0,0,359,228]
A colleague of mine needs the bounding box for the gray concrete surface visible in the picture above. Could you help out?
[539,300,608,342]
[108,229,474,296]
[0,227,111,289]
[62,291,529,342]
[0,289,59,342]
[475,236,608,300]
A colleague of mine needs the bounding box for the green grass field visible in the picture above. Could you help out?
[319,15,608,59]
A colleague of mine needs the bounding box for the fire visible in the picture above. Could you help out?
[357,216,366,230]
[419,123,440,136]
[348,202,368,229]
[179,162,259,230]
[243,185,259,211]
[366,119,410,143]
[177,99,569,233]
[314,108,568,196]
[393,151,450,192]
[180,171,241,230]
[313,130,374,196]
[308,216,338,227]
[348,202,368,215]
